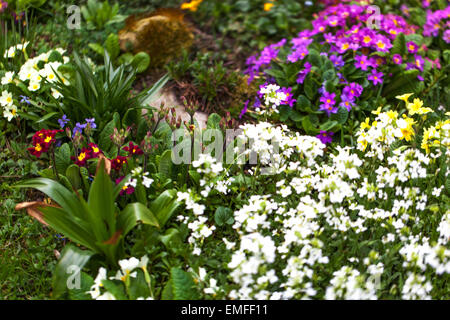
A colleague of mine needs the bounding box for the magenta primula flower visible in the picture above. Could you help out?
[340,95,355,111]
[354,54,370,71]
[373,35,392,53]
[330,54,345,69]
[406,41,419,54]
[0,0,8,13]
[359,29,376,47]
[368,69,384,85]
[287,47,309,63]
[316,130,334,145]
[343,82,363,100]
[413,55,425,72]
[392,54,403,65]
[444,30,450,44]
[319,92,338,116]
[296,62,312,84]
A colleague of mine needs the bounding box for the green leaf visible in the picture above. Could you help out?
[99,119,115,151]
[214,206,234,226]
[170,267,200,300]
[88,43,105,56]
[141,74,170,106]
[88,159,115,240]
[304,74,316,100]
[149,190,180,228]
[68,272,94,300]
[118,202,160,237]
[55,143,72,175]
[161,280,174,300]
[129,270,151,300]
[207,113,222,130]
[131,52,151,73]
[66,164,82,190]
[52,245,94,299]
[101,280,127,300]
[392,33,406,56]
[158,150,173,179]
[301,116,319,135]
[104,33,120,60]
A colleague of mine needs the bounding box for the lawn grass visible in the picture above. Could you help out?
[0,185,60,300]
[0,146,61,300]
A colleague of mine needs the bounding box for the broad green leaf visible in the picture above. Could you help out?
[170,267,200,300]
[149,189,180,227]
[52,245,94,299]
[117,202,160,237]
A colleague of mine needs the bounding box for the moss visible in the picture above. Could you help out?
[118,8,194,67]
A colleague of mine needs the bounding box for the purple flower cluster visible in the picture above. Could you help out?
[423,6,450,38]
[245,39,286,84]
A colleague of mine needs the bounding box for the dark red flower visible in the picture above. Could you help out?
[116,176,135,196]
[111,156,128,171]
[123,142,143,156]
[72,147,92,166]
[28,129,62,158]
[28,143,45,158]
[88,143,102,158]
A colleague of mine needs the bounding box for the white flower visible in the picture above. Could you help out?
[3,105,18,121]
[142,176,154,188]
[51,88,63,99]
[1,71,14,85]
[88,267,107,299]
[96,292,116,300]
[28,81,41,92]
[0,90,13,107]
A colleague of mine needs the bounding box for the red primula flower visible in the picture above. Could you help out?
[111,156,128,171]
[28,143,45,158]
[123,142,143,156]
[72,147,92,166]
[88,143,102,158]
[116,176,135,196]
[28,129,62,158]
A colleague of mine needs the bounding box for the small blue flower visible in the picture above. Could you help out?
[85,118,97,129]
[73,122,87,136]
[58,114,70,129]
[19,95,31,105]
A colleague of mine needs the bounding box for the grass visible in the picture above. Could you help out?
[0,146,61,300]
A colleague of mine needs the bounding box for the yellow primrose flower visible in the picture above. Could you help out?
[181,0,203,12]
[264,2,275,11]
[397,117,415,142]
[386,110,398,120]
[395,93,413,104]
[360,118,371,130]
[417,107,433,115]
[372,107,382,115]
[407,98,423,116]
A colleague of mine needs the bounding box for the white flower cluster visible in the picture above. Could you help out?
[1,44,71,121]
[88,256,152,300]
[176,190,214,255]
[192,153,233,197]
[130,167,154,188]
[3,42,29,59]
[258,84,287,114]
[178,121,449,300]
[356,111,415,160]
